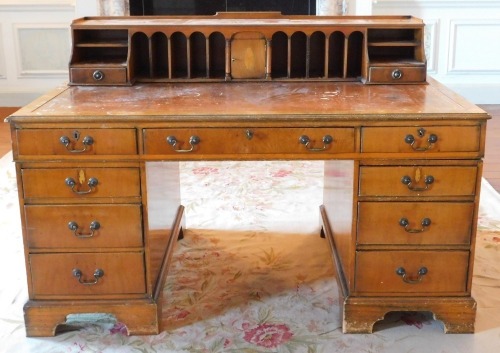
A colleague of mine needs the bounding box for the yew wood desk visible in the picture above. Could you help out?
[6,78,489,336]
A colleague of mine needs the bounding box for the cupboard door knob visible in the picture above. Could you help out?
[59,135,94,153]
[65,177,99,195]
[396,267,428,284]
[399,217,431,233]
[72,268,104,285]
[166,135,200,153]
[68,221,100,238]
[391,69,403,80]
[401,175,434,191]
[92,70,105,81]
[299,134,333,152]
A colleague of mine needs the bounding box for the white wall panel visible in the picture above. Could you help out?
[0,26,5,79]
[449,21,500,73]
[15,25,70,76]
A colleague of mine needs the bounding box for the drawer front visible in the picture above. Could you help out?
[22,168,141,199]
[16,129,137,155]
[30,252,145,297]
[70,67,128,85]
[359,166,477,197]
[25,204,143,249]
[357,202,474,245]
[355,251,469,294]
[361,126,481,153]
[143,128,355,155]
[368,66,426,83]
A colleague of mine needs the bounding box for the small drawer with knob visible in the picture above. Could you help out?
[354,250,469,295]
[16,129,137,156]
[29,252,146,298]
[367,65,426,83]
[358,165,477,197]
[70,67,128,85]
[24,204,143,249]
[21,167,141,200]
[357,201,474,246]
[361,126,481,154]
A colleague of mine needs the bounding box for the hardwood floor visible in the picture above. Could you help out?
[0,107,17,155]
[1,105,500,192]
[480,105,500,192]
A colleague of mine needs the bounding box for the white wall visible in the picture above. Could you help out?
[1,0,499,105]
[0,0,76,106]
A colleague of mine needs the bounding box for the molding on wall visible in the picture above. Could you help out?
[448,20,500,74]
[0,0,75,11]
[373,0,500,8]
[0,26,5,79]
[12,24,71,78]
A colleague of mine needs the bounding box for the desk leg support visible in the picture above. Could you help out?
[23,206,186,337]
[319,205,476,334]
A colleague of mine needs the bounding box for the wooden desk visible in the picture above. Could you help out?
[6,78,489,336]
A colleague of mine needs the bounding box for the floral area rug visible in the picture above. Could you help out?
[0,153,499,353]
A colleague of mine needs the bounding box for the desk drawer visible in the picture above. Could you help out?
[30,252,146,297]
[22,168,141,199]
[143,128,355,155]
[359,166,477,197]
[70,67,128,85]
[357,202,473,245]
[361,126,481,153]
[25,204,143,249]
[355,251,469,294]
[16,129,137,156]
[367,66,426,83]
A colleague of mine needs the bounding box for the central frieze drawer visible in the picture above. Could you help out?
[357,202,474,245]
[30,252,146,297]
[25,204,143,249]
[16,129,137,155]
[361,126,481,153]
[355,251,469,294]
[143,128,355,155]
[359,166,477,197]
[21,168,140,199]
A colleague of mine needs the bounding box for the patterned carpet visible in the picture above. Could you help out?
[0,153,499,352]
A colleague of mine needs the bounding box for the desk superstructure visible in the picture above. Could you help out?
[6,14,489,336]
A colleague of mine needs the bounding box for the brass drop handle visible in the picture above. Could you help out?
[59,135,94,153]
[396,267,428,284]
[299,134,333,152]
[399,217,431,233]
[166,135,200,153]
[401,175,434,191]
[404,133,438,151]
[72,268,104,285]
[68,221,101,238]
[65,177,99,195]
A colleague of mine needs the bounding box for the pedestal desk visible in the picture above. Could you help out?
[6,14,489,336]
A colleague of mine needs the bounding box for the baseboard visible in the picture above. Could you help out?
[0,89,44,106]
[443,83,500,104]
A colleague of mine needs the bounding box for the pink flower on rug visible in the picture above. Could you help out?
[109,322,128,335]
[243,323,294,348]
[400,313,424,329]
[272,169,292,178]
[192,167,219,175]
